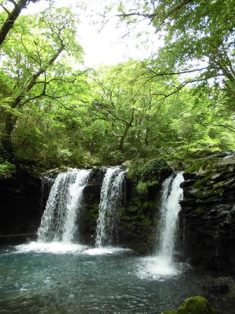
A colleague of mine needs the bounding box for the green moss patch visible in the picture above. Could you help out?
[162,296,216,314]
[0,161,16,178]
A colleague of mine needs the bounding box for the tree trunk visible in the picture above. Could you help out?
[1,113,15,160]
[118,109,135,152]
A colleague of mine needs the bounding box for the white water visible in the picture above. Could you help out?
[95,166,125,247]
[84,247,131,256]
[37,169,91,243]
[16,241,88,254]
[62,170,91,242]
[158,172,184,262]
[15,242,131,256]
[138,172,184,278]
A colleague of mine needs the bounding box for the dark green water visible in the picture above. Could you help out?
[0,244,233,314]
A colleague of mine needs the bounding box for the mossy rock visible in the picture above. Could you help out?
[0,161,16,178]
[186,159,208,173]
[195,207,206,215]
[136,180,158,194]
[127,158,170,181]
[162,296,216,314]
[186,155,235,174]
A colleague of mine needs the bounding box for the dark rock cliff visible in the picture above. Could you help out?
[79,167,105,245]
[118,168,172,253]
[0,170,42,244]
[180,154,235,274]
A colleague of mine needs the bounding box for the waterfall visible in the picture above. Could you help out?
[37,169,91,243]
[95,166,125,247]
[138,172,184,278]
[157,172,184,264]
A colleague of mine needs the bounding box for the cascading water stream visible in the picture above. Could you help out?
[139,172,184,278]
[37,169,91,243]
[95,166,125,247]
[157,172,184,264]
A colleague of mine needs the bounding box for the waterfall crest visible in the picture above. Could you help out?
[95,166,125,247]
[38,169,91,243]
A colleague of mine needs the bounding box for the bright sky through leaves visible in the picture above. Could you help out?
[26,0,161,67]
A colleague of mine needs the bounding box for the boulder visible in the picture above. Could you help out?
[162,296,215,314]
[0,169,41,244]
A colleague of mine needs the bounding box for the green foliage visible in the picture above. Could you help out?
[150,0,235,105]
[128,158,169,181]
[136,180,158,195]
[91,60,235,164]
[0,1,234,171]
[0,161,16,178]
[185,159,208,173]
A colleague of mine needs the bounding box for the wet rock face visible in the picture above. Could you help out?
[117,176,158,253]
[0,170,42,244]
[180,154,235,274]
[79,167,105,245]
[79,166,172,252]
[118,166,173,253]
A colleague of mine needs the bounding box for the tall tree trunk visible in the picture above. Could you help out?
[1,113,15,160]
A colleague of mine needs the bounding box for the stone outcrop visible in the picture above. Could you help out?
[118,170,172,253]
[0,169,41,244]
[180,154,235,273]
[79,167,105,245]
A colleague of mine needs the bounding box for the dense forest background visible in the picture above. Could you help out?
[0,0,234,175]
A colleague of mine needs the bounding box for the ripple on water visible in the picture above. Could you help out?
[1,246,226,314]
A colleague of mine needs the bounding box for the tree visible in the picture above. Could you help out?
[0,6,83,160]
[1,0,234,169]
[117,0,235,106]
[0,0,40,46]
[87,61,235,164]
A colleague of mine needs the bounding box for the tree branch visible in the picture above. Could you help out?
[144,66,208,77]
[0,0,28,46]
[0,4,10,15]
[117,12,155,20]
[11,42,65,108]
[149,77,208,99]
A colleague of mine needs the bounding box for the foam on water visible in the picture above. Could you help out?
[15,241,88,254]
[84,247,131,256]
[137,256,180,280]
[15,242,131,256]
